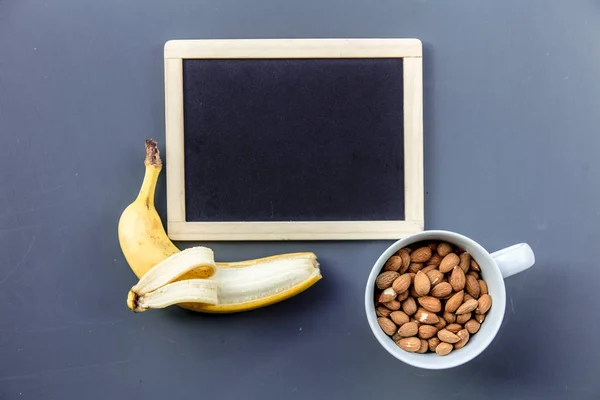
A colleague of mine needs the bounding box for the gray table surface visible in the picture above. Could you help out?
[1,1,600,399]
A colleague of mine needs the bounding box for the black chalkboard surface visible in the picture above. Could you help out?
[164,39,423,240]
[182,58,405,222]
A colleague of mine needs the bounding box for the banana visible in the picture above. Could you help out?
[118,140,322,313]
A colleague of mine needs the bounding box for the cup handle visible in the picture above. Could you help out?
[490,243,535,279]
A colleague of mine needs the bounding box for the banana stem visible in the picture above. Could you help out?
[136,139,162,207]
[144,139,162,167]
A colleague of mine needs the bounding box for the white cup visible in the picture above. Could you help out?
[364,230,535,369]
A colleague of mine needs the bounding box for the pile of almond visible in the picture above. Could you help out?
[374,241,492,356]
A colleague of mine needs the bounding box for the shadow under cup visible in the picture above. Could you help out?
[365,230,507,370]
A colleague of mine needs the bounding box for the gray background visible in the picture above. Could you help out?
[1,0,599,399]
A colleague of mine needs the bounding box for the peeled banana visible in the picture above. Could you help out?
[118,140,322,313]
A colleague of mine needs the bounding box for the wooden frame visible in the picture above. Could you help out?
[164,38,424,241]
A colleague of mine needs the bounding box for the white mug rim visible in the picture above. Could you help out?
[364,230,507,369]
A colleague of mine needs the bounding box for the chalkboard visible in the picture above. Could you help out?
[164,39,424,241]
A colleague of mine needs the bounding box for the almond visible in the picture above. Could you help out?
[376,271,400,290]
[446,323,463,333]
[459,252,471,273]
[435,342,453,355]
[398,321,418,337]
[463,293,475,303]
[430,282,452,298]
[402,297,417,316]
[456,299,478,315]
[410,246,432,263]
[383,255,402,272]
[398,249,411,273]
[450,266,466,291]
[428,337,441,352]
[418,325,438,339]
[470,259,480,271]
[437,329,460,344]
[418,339,429,353]
[445,290,464,313]
[467,271,480,279]
[434,318,447,330]
[376,306,392,317]
[465,275,481,298]
[456,312,472,324]
[414,271,431,296]
[390,311,410,326]
[475,313,486,323]
[476,294,492,314]
[465,319,481,334]
[409,273,416,283]
[454,329,470,349]
[417,296,441,313]
[414,308,440,324]
[437,242,453,257]
[443,312,456,324]
[396,337,421,352]
[478,279,488,295]
[426,253,443,266]
[377,317,397,336]
[408,263,424,273]
[426,270,444,286]
[392,332,402,342]
[421,264,438,274]
[391,273,412,294]
[465,275,481,299]
[378,287,397,303]
[396,290,409,302]
[427,241,438,251]
[383,300,401,311]
[396,247,408,257]
[439,253,460,273]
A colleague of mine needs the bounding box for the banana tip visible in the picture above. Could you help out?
[127,290,144,312]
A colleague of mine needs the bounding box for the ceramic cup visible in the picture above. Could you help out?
[364,230,535,369]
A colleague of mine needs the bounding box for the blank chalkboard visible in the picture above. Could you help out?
[164,39,424,241]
